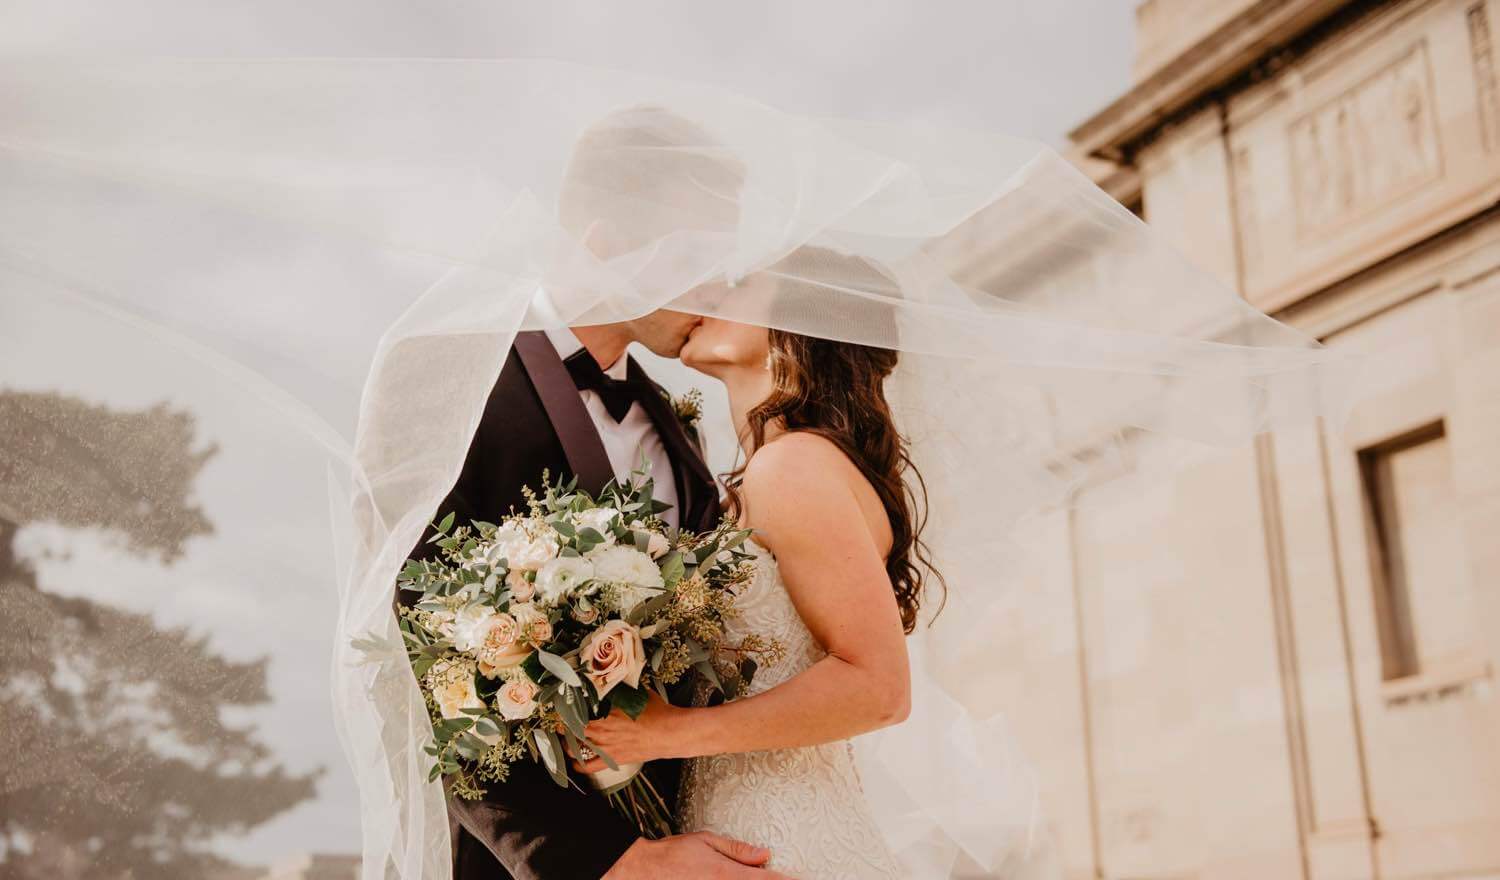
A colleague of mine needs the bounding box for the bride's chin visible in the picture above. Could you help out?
[679,339,725,375]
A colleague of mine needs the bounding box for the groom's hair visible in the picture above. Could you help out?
[558,105,745,253]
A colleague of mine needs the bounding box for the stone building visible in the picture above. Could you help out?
[947,1,1500,877]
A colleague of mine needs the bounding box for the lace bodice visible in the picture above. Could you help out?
[675,541,901,879]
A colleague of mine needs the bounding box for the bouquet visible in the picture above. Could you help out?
[395,469,777,837]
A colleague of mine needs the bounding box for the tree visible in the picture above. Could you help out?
[0,391,318,879]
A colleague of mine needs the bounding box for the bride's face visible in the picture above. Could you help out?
[679,272,775,374]
[680,316,769,375]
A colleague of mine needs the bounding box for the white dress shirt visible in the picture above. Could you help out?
[544,326,680,528]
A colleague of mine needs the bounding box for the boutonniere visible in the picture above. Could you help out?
[664,387,704,435]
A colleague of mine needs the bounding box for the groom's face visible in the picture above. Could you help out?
[627,309,702,358]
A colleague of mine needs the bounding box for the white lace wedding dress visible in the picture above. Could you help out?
[676,541,902,879]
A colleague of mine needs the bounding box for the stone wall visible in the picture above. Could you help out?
[953,2,1500,877]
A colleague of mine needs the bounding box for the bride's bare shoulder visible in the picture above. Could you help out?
[742,431,849,486]
[739,432,866,522]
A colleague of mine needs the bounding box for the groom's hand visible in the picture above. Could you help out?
[604,832,794,879]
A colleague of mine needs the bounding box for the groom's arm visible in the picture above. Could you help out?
[448,759,638,879]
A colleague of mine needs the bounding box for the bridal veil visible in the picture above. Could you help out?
[0,59,1357,877]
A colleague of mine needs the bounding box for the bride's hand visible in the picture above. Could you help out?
[572,690,689,772]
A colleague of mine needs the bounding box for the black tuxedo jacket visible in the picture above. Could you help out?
[406,331,720,880]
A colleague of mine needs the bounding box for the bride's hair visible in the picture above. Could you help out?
[725,249,946,634]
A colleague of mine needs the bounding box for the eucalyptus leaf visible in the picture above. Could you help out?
[533,728,569,788]
[454,733,484,760]
[659,552,686,587]
[610,684,649,720]
[693,659,722,692]
[683,639,711,663]
[555,690,587,739]
[626,590,672,626]
[537,650,583,687]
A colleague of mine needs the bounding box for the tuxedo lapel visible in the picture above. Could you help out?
[512,331,615,496]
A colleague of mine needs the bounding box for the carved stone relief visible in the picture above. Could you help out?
[1289,42,1443,238]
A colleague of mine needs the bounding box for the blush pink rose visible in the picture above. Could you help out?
[514,605,554,646]
[578,619,646,699]
[495,677,540,721]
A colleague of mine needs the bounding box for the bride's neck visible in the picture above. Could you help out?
[721,363,781,459]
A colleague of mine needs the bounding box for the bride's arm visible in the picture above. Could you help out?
[580,433,911,764]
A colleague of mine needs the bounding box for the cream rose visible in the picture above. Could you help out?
[495,676,541,721]
[534,555,595,604]
[578,619,646,699]
[428,660,486,720]
[646,531,671,559]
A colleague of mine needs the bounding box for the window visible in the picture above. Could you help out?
[1358,421,1461,682]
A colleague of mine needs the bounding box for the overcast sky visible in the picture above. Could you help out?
[2,0,1140,866]
[2,0,1138,145]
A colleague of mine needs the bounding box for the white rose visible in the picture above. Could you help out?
[450,605,497,653]
[534,555,595,604]
[428,659,486,720]
[572,507,620,543]
[489,521,559,572]
[587,544,665,613]
[646,532,671,559]
[588,545,664,589]
[495,677,540,721]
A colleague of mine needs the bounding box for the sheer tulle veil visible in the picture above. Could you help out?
[0,58,1359,877]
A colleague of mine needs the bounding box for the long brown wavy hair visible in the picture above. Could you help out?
[723,256,946,633]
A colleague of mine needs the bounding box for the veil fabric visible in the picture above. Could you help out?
[0,59,1358,877]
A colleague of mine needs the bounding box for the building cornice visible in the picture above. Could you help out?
[1069,0,1357,161]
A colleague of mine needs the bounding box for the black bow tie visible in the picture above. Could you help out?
[562,349,647,422]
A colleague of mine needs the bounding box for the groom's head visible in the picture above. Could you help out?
[559,105,745,358]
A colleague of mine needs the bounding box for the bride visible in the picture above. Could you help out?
[577,272,935,879]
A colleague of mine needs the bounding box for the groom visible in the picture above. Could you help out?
[407,108,787,879]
